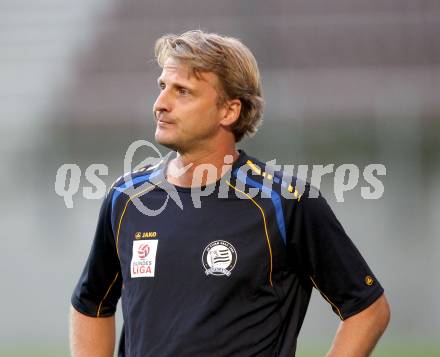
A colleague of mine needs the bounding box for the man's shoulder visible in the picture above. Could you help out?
[105,160,166,212]
[236,151,313,201]
[109,161,164,192]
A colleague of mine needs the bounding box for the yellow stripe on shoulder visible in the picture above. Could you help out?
[246,160,262,175]
[288,185,302,201]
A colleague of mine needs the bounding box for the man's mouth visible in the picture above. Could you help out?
[156,112,175,125]
[158,119,174,125]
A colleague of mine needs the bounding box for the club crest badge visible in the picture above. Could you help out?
[202,240,237,277]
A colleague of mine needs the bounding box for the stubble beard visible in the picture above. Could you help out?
[155,128,180,152]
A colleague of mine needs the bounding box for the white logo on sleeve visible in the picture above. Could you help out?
[202,240,237,277]
[131,240,158,278]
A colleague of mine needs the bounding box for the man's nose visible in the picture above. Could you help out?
[153,89,172,117]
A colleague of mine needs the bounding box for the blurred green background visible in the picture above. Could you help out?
[1,0,439,356]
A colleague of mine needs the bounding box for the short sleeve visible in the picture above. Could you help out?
[288,186,384,320]
[71,189,122,317]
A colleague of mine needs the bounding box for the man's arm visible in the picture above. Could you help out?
[327,293,390,357]
[70,306,116,357]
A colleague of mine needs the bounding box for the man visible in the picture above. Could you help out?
[70,30,390,356]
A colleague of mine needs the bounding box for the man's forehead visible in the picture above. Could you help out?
[161,57,192,79]
[160,57,216,84]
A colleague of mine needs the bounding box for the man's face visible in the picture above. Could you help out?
[153,57,227,153]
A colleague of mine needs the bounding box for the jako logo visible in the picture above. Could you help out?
[137,244,150,259]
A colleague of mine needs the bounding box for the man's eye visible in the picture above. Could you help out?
[159,83,165,90]
[178,88,189,95]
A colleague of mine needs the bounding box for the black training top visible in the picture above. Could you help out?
[72,150,384,357]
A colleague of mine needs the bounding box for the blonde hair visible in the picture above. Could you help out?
[154,30,264,142]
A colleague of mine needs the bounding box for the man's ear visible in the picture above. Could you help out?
[220,99,241,126]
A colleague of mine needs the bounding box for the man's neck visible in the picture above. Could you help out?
[166,146,239,188]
